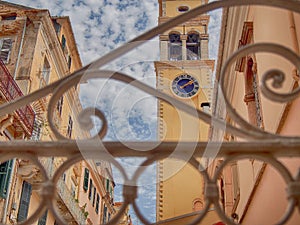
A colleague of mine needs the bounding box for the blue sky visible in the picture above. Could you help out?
[5,0,221,223]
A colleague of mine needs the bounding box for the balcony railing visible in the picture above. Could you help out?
[57,178,87,225]
[42,157,86,224]
[0,59,35,135]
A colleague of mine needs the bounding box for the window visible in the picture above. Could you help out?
[92,187,96,206]
[106,179,109,192]
[62,173,66,181]
[31,120,43,141]
[37,210,48,225]
[177,6,189,12]
[41,58,51,84]
[67,116,73,138]
[2,14,17,20]
[83,168,89,191]
[231,162,240,202]
[95,194,100,214]
[88,179,93,200]
[169,33,182,60]
[71,184,76,198]
[192,198,203,211]
[52,20,61,34]
[0,38,13,63]
[68,55,72,70]
[17,181,32,222]
[187,33,200,60]
[102,205,107,224]
[56,96,64,116]
[61,35,66,51]
[0,160,13,198]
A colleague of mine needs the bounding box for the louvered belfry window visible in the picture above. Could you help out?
[169,33,182,60]
[187,33,200,60]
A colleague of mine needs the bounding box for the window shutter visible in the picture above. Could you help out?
[106,178,109,191]
[61,35,66,50]
[0,38,13,63]
[37,210,48,225]
[31,120,43,141]
[0,160,13,198]
[68,56,72,70]
[103,205,107,223]
[95,194,100,214]
[17,181,32,222]
[88,179,93,200]
[83,168,89,191]
[92,187,96,206]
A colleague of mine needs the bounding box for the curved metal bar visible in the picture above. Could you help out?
[0,0,299,140]
[212,154,295,225]
[220,43,300,139]
[0,1,299,225]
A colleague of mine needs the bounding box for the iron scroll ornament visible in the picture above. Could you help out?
[0,0,299,225]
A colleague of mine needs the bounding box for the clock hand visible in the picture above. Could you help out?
[179,80,194,89]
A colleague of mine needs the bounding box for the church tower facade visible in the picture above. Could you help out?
[155,0,215,221]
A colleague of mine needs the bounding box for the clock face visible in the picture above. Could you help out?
[171,74,199,98]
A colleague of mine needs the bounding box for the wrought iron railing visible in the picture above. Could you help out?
[0,59,35,135]
[0,0,299,225]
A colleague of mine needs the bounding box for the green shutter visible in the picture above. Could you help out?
[83,168,89,191]
[0,160,13,199]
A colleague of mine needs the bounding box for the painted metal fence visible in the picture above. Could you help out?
[0,0,300,225]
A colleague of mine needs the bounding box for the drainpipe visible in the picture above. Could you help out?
[13,17,27,80]
[2,158,16,224]
[288,12,300,82]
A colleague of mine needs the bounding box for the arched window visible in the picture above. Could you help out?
[187,32,200,60]
[192,198,203,211]
[169,33,182,61]
[41,57,51,84]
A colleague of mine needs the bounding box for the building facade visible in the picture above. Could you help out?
[211,3,300,225]
[0,1,115,224]
[156,0,219,224]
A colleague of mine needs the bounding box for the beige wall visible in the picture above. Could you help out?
[215,4,300,224]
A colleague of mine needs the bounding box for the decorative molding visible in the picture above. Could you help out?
[235,22,253,72]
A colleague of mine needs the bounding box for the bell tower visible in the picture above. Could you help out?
[156,0,215,221]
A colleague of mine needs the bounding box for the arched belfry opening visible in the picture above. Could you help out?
[187,32,200,60]
[169,32,182,60]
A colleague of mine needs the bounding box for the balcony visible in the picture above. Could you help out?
[0,59,35,135]
[56,178,86,225]
[43,158,86,225]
